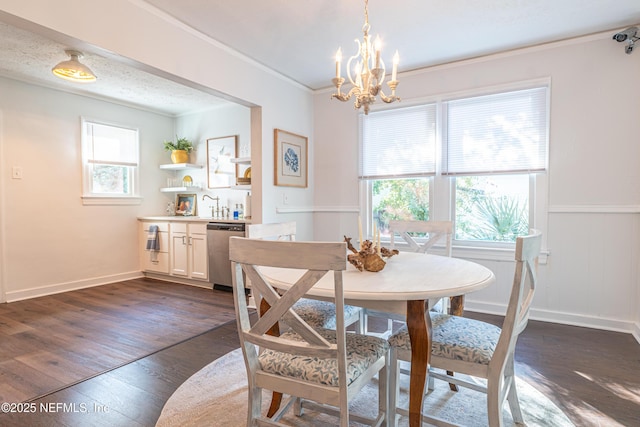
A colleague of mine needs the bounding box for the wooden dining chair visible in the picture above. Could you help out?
[389,219,454,313]
[364,220,454,337]
[387,229,542,427]
[247,221,364,333]
[229,237,389,427]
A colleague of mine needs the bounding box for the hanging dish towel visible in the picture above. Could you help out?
[146,225,160,250]
[146,225,160,262]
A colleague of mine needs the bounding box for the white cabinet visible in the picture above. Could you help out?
[140,222,170,274]
[169,222,208,280]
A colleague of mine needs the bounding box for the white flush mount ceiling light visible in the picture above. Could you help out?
[331,0,400,114]
[52,50,97,83]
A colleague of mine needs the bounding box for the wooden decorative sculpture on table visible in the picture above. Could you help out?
[344,236,399,272]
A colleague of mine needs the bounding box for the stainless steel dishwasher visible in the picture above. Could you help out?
[207,222,246,290]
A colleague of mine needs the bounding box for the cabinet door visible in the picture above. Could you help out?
[189,232,208,280]
[140,222,169,274]
[170,232,189,276]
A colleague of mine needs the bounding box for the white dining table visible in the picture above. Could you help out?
[260,251,495,427]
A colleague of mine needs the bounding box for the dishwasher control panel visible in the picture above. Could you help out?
[207,223,245,232]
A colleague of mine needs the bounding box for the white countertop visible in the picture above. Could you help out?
[138,216,251,223]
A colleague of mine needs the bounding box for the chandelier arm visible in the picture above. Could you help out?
[346,44,361,87]
[378,89,400,104]
[331,86,360,102]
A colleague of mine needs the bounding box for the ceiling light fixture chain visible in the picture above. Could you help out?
[331,0,400,114]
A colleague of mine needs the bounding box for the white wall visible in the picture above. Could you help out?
[313,34,640,338]
[0,77,173,301]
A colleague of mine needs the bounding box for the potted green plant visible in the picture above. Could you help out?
[164,137,194,164]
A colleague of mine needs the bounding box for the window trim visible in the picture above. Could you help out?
[81,117,141,205]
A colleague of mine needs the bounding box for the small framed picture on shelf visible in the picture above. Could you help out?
[175,194,197,216]
[274,128,307,188]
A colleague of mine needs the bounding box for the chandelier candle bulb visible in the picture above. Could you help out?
[374,35,381,68]
[392,50,399,81]
[336,48,342,78]
[373,222,378,251]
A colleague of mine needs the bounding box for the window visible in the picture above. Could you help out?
[360,84,549,250]
[455,174,530,243]
[359,105,436,237]
[81,118,140,204]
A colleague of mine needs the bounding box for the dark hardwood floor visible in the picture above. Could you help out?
[0,278,238,426]
[470,312,640,427]
[0,282,638,426]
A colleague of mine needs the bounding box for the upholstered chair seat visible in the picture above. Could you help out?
[292,299,364,330]
[260,327,388,387]
[388,313,502,365]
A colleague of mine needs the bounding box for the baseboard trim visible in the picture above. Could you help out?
[5,271,143,302]
[467,301,640,344]
[142,272,212,289]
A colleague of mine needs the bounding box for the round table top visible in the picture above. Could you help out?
[260,252,495,302]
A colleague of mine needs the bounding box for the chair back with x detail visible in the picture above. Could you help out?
[366,220,454,337]
[246,222,364,331]
[389,220,452,256]
[229,237,388,427]
[387,229,542,427]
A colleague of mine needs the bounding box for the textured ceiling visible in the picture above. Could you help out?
[0,21,230,116]
[0,1,639,115]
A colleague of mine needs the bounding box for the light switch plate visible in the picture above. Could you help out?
[12,166,23,179]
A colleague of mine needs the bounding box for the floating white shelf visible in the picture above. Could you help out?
[160,186,201,192]
[159,163,203,170]
[230,157,251,164]
[231,185,251,190]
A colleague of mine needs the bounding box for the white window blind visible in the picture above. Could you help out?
[360,104,436,179]
[444,87,548,175]
[84,121,138,167]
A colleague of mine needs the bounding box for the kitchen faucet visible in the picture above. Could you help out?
[202,194,220,218]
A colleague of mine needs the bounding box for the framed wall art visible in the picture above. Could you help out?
[274,129,308,188]
[175,194,197,216]
[207,135,237,188]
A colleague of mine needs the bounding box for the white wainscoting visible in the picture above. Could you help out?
[311,204,640,344]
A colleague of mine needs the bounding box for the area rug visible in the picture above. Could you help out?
[157,348,574,426]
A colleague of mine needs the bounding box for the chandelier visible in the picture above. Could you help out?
[331,0,400,114]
